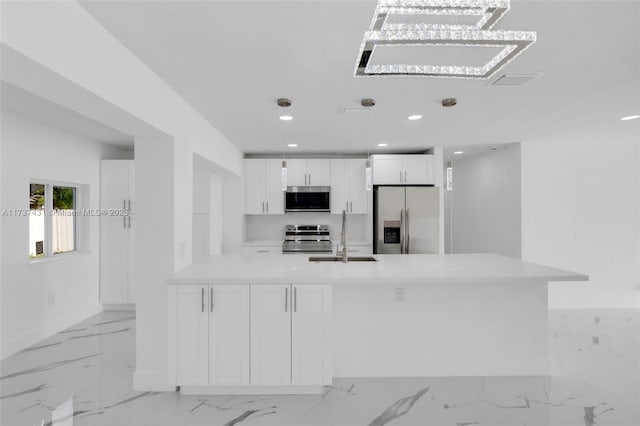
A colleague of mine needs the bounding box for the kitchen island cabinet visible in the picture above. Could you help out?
[168,254,587,394]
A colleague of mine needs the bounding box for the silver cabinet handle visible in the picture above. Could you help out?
[406,209,410,254]
[123,200,126,209]
[400,170,403,182]
[285,287,288,312]
[123,216,126,229]
[346,201,348,211]
[262,201,265,213]
[128,199,132,210]
[400,209,405,254]
[210,287,214,312]
[201,288,205,312]
[294,287,297,312]
[304,174,307,185]
[256,250,269,253]
[266,201,269,212]
[350,201,353,212]
[128,216,132,228]
[309,174,311,185]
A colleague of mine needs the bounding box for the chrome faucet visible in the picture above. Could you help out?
[339,209,348,263]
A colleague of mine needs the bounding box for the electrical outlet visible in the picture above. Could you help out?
[47,292,55,306]
[394,287,405,302]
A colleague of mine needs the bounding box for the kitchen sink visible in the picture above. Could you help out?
[308,256,377,262]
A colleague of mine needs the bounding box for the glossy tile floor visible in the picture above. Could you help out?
[1,310,639,426]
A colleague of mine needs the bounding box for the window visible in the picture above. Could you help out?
[29,183,77,259]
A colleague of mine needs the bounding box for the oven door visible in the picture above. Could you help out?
[285,186,330,212]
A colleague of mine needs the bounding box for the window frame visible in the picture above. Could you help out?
[29,180,80,262]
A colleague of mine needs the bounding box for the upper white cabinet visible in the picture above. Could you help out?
[244,159,284,214]
[372,154,434,185]
[330,159,368,214]
[250,284,331,386]
[100,160,135,305]
[168,284,250,386]
[286,159,331,187]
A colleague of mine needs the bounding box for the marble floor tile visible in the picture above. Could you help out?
[1,309,638,426]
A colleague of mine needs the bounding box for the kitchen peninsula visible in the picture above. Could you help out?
[167,254,587,394]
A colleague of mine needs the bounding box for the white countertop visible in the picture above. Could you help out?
[167,254,588,285]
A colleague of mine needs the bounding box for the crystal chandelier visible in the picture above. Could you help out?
[354,0,536,79]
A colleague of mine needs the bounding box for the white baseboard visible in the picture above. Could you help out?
[102,303,135,311]
[133,370,175,392]
[180,385,324,395]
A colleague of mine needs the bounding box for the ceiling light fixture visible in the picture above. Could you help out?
[354,0,536,79]
[365,158,373,191]
[281,160,288,191]
[408,115,422,120]
[621,115,640,121]
[454,151,464,154]
[377,143,388,147]
[279,115,293,121]
[288,143,298,148]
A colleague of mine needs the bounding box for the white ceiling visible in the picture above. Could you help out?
[80,0,639,155]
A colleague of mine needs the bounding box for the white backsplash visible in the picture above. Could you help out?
[245,212,371,244]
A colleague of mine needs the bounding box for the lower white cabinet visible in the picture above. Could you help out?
[242,246,282,255]
[250,284,331,386]
[169,283,331,390]
[168,284,250,386]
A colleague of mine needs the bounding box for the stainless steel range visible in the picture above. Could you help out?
[282,225,333,254]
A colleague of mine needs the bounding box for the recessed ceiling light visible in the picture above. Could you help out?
[377,143,388,147]
[454,151,464,155]
[280,115,293,121]
[621,115,640,121]
[288,143,298,148]
[408,115,422,121]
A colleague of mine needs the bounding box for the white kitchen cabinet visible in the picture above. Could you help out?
[285,159,331,187]
[242,246,282,255]
[330,159,368,214]
[250,284,331,386]
[100,160,135,305]
[168,284,250,386]
[244,159,284,214]
[372,154,434,185]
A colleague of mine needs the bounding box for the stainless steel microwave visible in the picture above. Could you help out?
[285,186,330,212]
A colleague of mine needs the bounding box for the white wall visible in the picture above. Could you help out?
[0,110,130,358]
[2,1,243,388]
[446,144,522,258]
[522,122,640,309]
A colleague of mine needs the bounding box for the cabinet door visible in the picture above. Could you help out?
[330,159,348,214]
[100,216,129,304]
[100,160,131,304]
[285,159,308,187]
[244,159,266,214]
[242,246,282,255]
[250,285,292,385]
[264,159,284,214]
[372,156,404,184]
[347,159,368,214]
[126,161,135,303]
[209,285,250,385]
[307,159,331,186]
[403,155,433,184]
[291,285,326,385]
[174,286,209,386]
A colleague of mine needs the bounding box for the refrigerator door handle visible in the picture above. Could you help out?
[400,209,405,254]
[406,209,410,254]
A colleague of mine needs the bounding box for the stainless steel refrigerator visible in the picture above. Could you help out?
[374,186,440,254]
